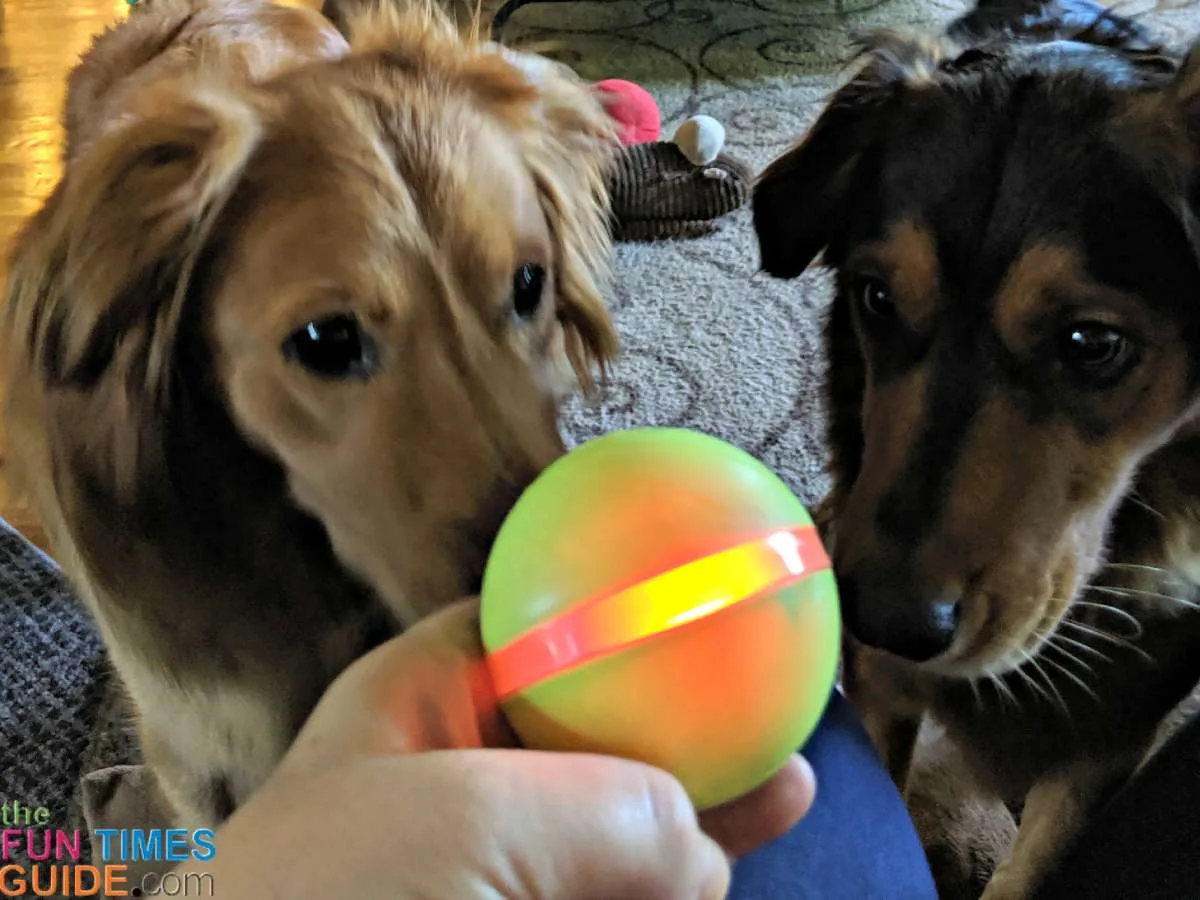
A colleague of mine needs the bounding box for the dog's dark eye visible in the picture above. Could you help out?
[283,314,375,379]
[852,277,896,319]
[512,263,547,321]
[1059,322,1133,380]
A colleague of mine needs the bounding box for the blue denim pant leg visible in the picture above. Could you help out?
[728,690,937,900]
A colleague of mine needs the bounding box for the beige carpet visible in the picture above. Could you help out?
[498,0,1200,509]
[493,0,1199,669]
[534,0,956,507]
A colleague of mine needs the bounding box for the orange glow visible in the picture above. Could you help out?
[488,524,830,699]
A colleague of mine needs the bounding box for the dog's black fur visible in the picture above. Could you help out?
[754,1,1200,895]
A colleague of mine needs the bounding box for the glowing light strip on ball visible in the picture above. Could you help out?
[488,524,831,701]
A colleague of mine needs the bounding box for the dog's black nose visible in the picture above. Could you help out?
[840,572,960,663]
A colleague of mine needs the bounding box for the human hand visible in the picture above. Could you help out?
[176,599,817,898]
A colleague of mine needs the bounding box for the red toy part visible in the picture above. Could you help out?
[594,79,661,146]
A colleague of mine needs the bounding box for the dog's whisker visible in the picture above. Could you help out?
[1071,599,1145,638]
[1045,647,1098,693]
[1088,584,1183,604]
[1060,615,1132,643]
[1020,644,1070,716]
[1059,618,1154,664]
[1006,684,1023,711]
[1044,636,1096,677]
[1126,492,1168,522]
[1047,629,1111,664]
[1088,584,1200,616]
[1037,649,1100,703]
[989,672,1021,712]
[1100,562,1170,576]
[1013,654,1046,702]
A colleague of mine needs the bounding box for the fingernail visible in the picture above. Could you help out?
[796,753,816,786]
[799,755,818,802]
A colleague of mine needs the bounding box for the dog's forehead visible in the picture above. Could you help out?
[264,68,527,194]
[873,75,1116,234]
[222,73,547,325]
[861,71,1197,314]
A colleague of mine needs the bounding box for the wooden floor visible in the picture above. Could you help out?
[0,0,326,556]
[0,0,131,554]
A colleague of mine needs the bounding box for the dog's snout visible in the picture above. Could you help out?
[840,570,960,663]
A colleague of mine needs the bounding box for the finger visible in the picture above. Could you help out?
[280,598,516,774]
[698,755,816,858]
[360,598,518,748]
[221,750,732,900]
[448,750,733,900]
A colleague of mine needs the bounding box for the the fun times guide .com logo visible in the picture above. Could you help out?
[1,800,215,897]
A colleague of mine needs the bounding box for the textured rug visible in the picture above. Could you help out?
[0,520,112,870]
[7,0,1200,885]
[533,0,966,495]
[511,0,1200,479]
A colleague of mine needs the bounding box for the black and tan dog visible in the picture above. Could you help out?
[754,1,1200,896]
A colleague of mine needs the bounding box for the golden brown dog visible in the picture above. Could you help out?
[753,1,1200,896]
[1,0,618,827]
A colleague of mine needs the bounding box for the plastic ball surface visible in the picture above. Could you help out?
[480,427,841,810]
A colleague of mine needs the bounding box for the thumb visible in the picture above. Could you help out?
[417,750,733,900]
[279,597,513,773]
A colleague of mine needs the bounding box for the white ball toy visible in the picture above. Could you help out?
[672,115,726,166]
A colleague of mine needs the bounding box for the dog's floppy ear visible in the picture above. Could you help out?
[752,99,882,279]
[332,2,620,393]
[457,40,621,394]
[510,57,622,395]
[753,32,954,279]
[1141,43,1200,225]
[2,78,262,499]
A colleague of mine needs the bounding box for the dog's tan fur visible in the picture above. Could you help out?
[754,17,1200,897]
[61,0,351,164]
[1,0,619,827]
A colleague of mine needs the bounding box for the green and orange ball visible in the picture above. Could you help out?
[480,427,841,811]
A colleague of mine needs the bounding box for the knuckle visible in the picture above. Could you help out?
[637,765,696,836]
